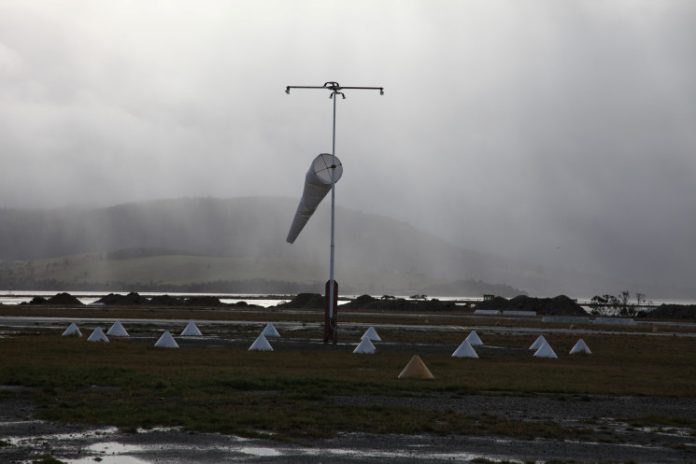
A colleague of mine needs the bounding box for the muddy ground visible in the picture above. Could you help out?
[2,393,696,463]
[1,310,696,463]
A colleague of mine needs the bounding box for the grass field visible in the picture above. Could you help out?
[1,305,687,333]
[1,324,695,441]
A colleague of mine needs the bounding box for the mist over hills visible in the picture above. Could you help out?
[0,197,690,298]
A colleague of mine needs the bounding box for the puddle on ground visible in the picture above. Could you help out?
[298,447,517,462]
[59,441,519,463]
[636,426,693,437]
[8,419,690,463]
[5,426,119,447]
[239,446,283,457]
[0,419,42,427]
[561,439,665,450]
[84,441,146,454]
[64,457,150,464]
[135,426,183,434]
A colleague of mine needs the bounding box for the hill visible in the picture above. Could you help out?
[0,196,670,296]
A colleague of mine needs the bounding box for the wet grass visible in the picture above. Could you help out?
[4,305,692,334]
[625,416,696,429]
[0,332,695,439]
[31,455,65,464]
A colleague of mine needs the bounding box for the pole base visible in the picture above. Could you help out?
[324,280,338,344]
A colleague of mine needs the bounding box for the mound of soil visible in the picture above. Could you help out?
[184,296,224,307]
[343,294,379,308]
[341,294,456,311]
[643,304,696,320]
[475,294,586,316]
[92,293,261,309]
[277,293,457,311]
[276,293,325,309]
[95,292,149,306]
[45,292,83,306]
[226,300,262,309]
[148,294,184,306]
[23,296,47,305]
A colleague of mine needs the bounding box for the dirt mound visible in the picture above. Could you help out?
[226,300,262,308]
[93,293,260,308]
[148,294,184,306]
[184,296,224,307]
[277,293,458,311]
[342,294,456,311]
[475,296,509,309]
[44,292,83,306]
[643,304,696,320]
[343,294,378,308]
[96,292,149,305]
[276,293,325,309]
[23,296,47,305]
[475,294,586,315]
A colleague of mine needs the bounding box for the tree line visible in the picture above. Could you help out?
[589,291,651,316]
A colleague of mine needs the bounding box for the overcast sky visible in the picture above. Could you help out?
[1,0,695,289]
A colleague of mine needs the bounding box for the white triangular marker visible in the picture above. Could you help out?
[180,321,203,337]
[534,341,558,359]
[353,337,377,354]
[107,321,129,337]
[465,330,483,346]
[154,331,179,348]
[529,335,547,350]
[452,340,479,358]
[569,338,592,355]
[261,323,280,338]
[87,327,110,343]
[361,326,382,341]
[62,322,82,337]
[249,333,273,351]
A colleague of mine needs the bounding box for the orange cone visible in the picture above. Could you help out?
[398,355,435,380]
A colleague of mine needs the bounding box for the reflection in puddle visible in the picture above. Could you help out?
[301,447,502,461]
[67,440,515,462]
[64,457,150,464]
[239,446,283,457]
[5,426,119,446]
[85,441,146,454]
[13,420,664,463]
[135,426,182,434]
[0,419,42,426]
[636,426,693,437]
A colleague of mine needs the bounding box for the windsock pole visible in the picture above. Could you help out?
[285,82,383,344]
[328,87,338,343]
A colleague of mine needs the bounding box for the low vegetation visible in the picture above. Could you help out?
[31,455,65,464]
[0,330,695,440]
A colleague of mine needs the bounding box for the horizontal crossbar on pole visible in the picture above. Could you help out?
[286,84,384,95]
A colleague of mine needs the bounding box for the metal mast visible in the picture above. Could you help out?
[286,81,383,343]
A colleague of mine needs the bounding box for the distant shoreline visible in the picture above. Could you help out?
[3,290,696,307]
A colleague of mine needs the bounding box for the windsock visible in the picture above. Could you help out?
[287,153,343,243]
